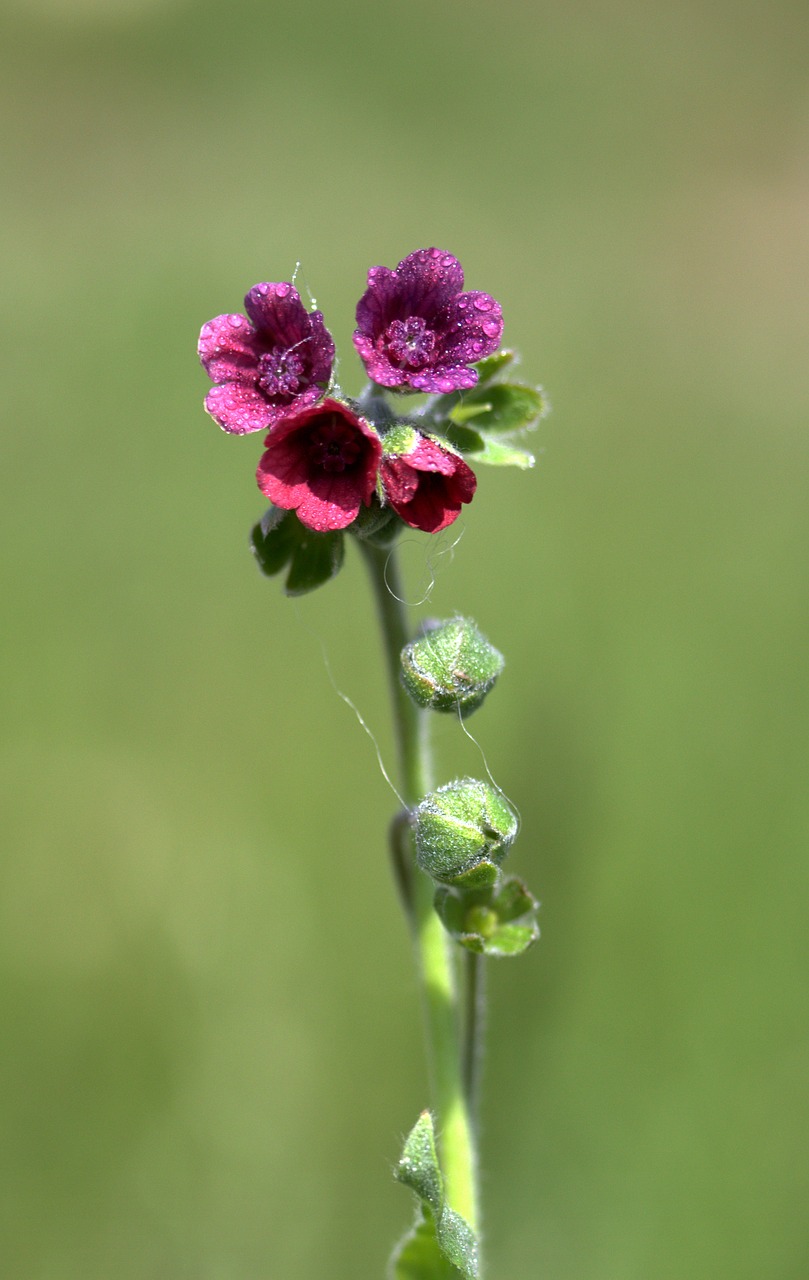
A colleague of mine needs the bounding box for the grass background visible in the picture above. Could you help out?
[1,0,807,1275]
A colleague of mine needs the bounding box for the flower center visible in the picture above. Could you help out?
[306,415,363,473]
[257,347,306,400]
[383,317,437,371]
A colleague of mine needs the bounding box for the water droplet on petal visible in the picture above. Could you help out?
[474,296,492,312]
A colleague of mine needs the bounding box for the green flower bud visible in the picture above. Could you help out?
[400,617,504,717]
[413,778,518,889]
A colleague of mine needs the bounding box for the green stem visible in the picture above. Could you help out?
[359,538,480,1234]
[462,951,486,1114]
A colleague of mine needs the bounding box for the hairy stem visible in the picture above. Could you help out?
[462,951,486,1113]
[359,538,480,1234]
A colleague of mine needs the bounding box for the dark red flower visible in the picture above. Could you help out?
[256,399,382,532]
[353,248,503,394]
[199,282,335,434]
[381,434,477,533]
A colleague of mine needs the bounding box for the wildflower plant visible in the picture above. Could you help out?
[198,248,548,1277]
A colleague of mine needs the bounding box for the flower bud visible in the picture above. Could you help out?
[413,778,518,889]
[400,618,504,717]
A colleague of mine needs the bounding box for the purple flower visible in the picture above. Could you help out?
[381,434,477,533]
[353,248,503,394]
[199,282,335,435]
[256,399,382,532]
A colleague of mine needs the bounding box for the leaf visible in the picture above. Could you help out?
[284,524,344,595]
[447,382,548,435]
[390,1213,464,1280]
[395,1110,443,1215]
[250,506,344,595]
[444,427,536,470]
[391,1112,479,1280]
[473,348,517,385]
[250,505,297,576]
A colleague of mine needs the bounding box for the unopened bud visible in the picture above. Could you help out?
[400,617,504,717]
[413,778,518,889]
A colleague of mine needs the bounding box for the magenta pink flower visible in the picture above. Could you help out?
[353,248,503,395]
[199,283,335,435]
[256,399,382,532]
[381,434,477,533]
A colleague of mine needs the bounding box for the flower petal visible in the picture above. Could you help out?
[407,364,479,394]
[393,248,465,316]
[244,282,310,343]
[256,399,382,531]
[205,382,276,435]
[351,332,409,389]
[198,314,260,385]
[440,291,503,364]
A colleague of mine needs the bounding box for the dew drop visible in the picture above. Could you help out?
[473,296,492,312]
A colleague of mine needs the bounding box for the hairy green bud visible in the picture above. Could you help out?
[413,778,518,889]
[400,617,504,717]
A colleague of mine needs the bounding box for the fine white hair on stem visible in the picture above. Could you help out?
[293,603,404,807]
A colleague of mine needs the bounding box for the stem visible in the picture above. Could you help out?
[462,951,486,1113]
[359,538,480,1233]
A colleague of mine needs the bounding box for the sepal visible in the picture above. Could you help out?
[390,1111,479,1280]
[250,504,344,595]
[400,617,504,717]
[413,779,518,888]
[435,876,539,956]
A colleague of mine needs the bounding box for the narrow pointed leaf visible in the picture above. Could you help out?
[391,1112,480,1280]
[390,1213,464,1280]
[437,1208,480,1277]
[445,428,535,470]
[395,1110,443,1214]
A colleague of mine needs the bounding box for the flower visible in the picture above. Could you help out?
[199,282,335,435]
[256,399,382,532]
[353,248,503,394]
[381,432,476,533]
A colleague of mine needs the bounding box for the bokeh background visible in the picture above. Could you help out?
[2,0,808,1275]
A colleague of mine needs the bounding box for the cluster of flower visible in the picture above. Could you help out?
[198,249,504,534]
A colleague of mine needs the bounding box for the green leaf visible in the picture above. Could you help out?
[391,1112,479,1280]
[250,505,297,576]
[426,350,517,423]
[448,382,548,435]
[395,1110,443,1215]
[444,427,536,470]
[390,1213,464,1280]
[473,348,517,385]
[250,507,344,596]
[284,524,344,595]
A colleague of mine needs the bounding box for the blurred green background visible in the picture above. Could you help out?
[1,0,807,1275]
